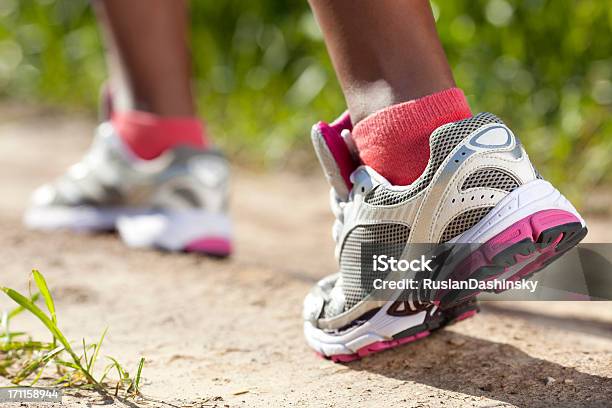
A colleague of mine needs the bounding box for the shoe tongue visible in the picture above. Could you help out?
[311,112,359,200]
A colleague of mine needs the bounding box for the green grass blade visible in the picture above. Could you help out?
[0,331,28,339]
[2,272,144,398]
[1,287,99,388]
[0,341,51,352]
[31,270,57,347]
[31,270,56,325]
[1,311,7,337]
[87,327,107,373]
[1,288,70,351]
[13,345,65,384]
[82,338,88,370]
[52,372,72,385]
[55,360,82,371]
[8,293,40,320]
[99,363,114,384]
[134,358,145,392]
[105,356,130,390]
[105,356,125,379]
[30,346,66,386]
[13,360,44,385]
[0,313,10,344]
[2,294,39,343]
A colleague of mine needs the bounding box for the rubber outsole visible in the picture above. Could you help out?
[440,209,587,307]
[318,299,480,363]
[182,236,233,257]
[313,209,586,362]
[26,206,233,257]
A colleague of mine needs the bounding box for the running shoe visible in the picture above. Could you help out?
[303,112,587,361]
[24,122,232,256]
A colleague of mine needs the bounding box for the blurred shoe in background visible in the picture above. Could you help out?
[24,121,233,257]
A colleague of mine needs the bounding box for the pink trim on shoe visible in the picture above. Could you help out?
[330,110,353,131]
[485,209,579,256]
[317,111,358,190]
[448,209,582,301]
[316,301,479,363]
[185,236,232,256]
[329,330,431,363]
[452,309,478,323]
[529,209,581,239]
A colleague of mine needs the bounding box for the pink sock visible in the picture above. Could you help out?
[111,110,207,160]
[352,87,472,186]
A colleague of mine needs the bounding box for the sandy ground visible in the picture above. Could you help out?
[0,105,611,407]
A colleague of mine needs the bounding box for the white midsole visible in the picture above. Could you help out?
[305,179,584,356]
[116,210,232,251]
[304,307,430,356]
[24,205,232,251]
[452,179,584,244]
[24,206,142,231]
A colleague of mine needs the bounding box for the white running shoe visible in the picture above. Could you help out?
[24,122,232,256]
[303,112,587,361]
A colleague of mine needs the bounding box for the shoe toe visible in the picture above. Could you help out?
[30,183,58,207]
[303,273,347,323]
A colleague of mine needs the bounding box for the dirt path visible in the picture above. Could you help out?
[0,105,611,407]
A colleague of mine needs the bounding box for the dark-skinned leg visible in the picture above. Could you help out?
[92,0,205,160]
[309,0,472,185]
[94,0,196,116]
[309,0,456,124]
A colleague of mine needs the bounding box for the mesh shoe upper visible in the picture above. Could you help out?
[29,122,229,214]
[363,112,504,206]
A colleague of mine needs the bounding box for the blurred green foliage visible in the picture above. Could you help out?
[0,0,610,197]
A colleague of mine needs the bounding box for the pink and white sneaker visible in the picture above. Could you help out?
[24,122,232,257]
[303,112,586,361]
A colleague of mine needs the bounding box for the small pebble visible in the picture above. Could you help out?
[545,376,556,386]
[448,338,466,347]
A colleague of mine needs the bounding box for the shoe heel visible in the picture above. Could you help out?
[117,210,232,256]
